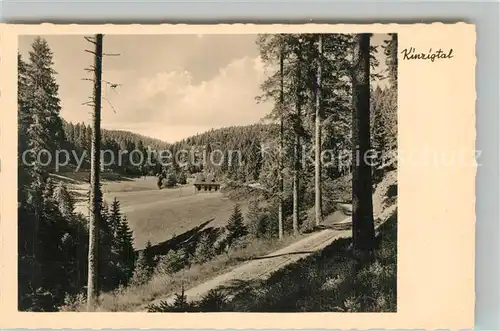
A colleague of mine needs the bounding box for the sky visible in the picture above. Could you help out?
[19,34,389,143]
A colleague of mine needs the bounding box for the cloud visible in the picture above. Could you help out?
[103,56,271,141]
[19,34,390,143]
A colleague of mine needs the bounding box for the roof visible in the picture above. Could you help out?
[193,173,220,185]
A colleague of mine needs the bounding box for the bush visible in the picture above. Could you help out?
[198,289,229,312]
[165,172,177,188]
[131,241,155,285]
[177,172,188,185]
[246,199,280,239]
[247,199,265,237]
[193,233,216,264]
[157,175,164,190]
[147,286,198,312]
[58,292,86,312]
[200,210,398,313]
[156,248,188,274]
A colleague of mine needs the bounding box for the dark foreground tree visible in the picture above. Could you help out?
[314,34,323,227]
[278,45,285,239]
[351,33,376,251]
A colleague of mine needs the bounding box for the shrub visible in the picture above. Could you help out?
[198,289,229,312]
[131,241,155,285]
[157,175,163,190]
[177,172,187,185]
[147,286,197,312]
[165,172,177,188]
[213,231,229,255]
[193,233,216,264]
[58,292,86,312]
[156,248,188,274]
[246,199,265,237]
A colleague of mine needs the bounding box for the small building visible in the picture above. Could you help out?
[193,173,221,193]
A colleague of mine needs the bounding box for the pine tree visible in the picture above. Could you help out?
[18,53,32,191]
[97,197,123,289]
[131,251,151,285]
[246,199,262,237]
[18,53,38,309]
[226,204,248,249]
[98,200,114,292]
[381,33,398,157]
[143,240,155,270]
[384,33,398,87]
[26,37,65,162]
[171,285,191,311]
[194,233,215,264]
[198,289,228,312]
[115,216,136,284]
[108,198,122,237]
[53,182,75,220]
[131,240,155,285]
[38,178,68,305]
[18,38,72,310]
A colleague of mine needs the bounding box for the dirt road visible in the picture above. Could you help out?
[145,220,352,309]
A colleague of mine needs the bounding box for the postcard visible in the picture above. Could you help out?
[0,23,476,330]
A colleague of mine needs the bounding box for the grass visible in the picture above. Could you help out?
[146,209,397,313]
[82,235,306,312]
[114,191,249,249]
[224,210,397,312]
[59,168,397,312]
[65,175,250,249]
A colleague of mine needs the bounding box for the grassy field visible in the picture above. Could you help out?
[59,173,248,249]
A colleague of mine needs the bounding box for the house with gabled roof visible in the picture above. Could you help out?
[193,172,221,193]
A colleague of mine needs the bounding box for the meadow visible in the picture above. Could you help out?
[61,173,250,249]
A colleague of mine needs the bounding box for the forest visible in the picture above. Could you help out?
[17,33,397,312]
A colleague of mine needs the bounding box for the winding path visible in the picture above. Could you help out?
[145,217,352,310]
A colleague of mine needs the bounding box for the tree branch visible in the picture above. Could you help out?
[103,80,121,89]
[103,97,117,113]
[84,36,97,45]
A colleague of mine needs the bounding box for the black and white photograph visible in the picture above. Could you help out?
[16,31,399,313]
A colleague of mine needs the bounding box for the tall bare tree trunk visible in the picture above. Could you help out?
[293,136,300,235]
[314,34,323,227]
[292,44,302,236]
[351,33,375,251]
[278,48,284,240]
[87,33,103,310]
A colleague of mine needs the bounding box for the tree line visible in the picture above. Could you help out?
[62,120,277,181]
[253,33,397,244]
